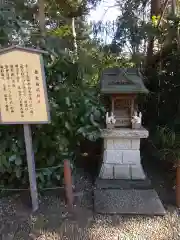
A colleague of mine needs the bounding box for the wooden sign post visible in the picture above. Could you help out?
[0,46,50,211]
[24,124,39,211]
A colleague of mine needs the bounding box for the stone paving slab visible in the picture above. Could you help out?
[94,189,166,216]
[95,178,152,190]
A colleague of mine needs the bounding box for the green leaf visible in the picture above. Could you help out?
[90,114,99,127]
[12,143,18,152]
[9,155,16,162]
[37,173,45,183]
[56,174,61,180]
[49,156,55,165]
[15,168,22,178]
[7,166,12,174]
[77,127,85,134]
[0,166,5,173]
[93,109,101,120]
[2,155,9,168]
[43,168,52,176]
[65,97,71,107]
[15,157,22,166]
[65,121,71,130]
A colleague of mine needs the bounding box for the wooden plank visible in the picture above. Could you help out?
[23,124,38,212]
[0,49,50,124]
[64,160,74,210]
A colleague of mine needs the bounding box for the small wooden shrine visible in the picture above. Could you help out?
[100,67,148,128]
[99,67,149,181]
[94,67,166,216]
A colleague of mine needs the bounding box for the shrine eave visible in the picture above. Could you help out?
[101,86,149,94]
[0,45,48,55]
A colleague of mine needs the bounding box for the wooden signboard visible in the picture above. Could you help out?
[0,46,50,124]
[0,46,50,212]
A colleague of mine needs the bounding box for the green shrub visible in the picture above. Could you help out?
[0,56,105,189]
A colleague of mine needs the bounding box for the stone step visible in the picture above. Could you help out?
[94,189,166,216]
[95,178,152,190]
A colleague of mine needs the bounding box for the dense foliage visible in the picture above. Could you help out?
[0,0,106,189]
[1,0,180,189]
[0,85,105,189]
[143,42,180,168]
[0,0,130,189]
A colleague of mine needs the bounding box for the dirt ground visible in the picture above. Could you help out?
[0,176,95,240]
[0,189,180,240]
[0,161,179,240]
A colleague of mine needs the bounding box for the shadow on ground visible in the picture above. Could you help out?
[0,190,179,240]
[0,153,179,240]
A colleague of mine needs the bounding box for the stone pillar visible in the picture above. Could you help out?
[99,128,149,180]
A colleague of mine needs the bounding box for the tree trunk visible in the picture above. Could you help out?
[172,0,176,15]
[71,17,78,57]
[146,0,161,64]
[151,0,161,16]
[38,0,46,41]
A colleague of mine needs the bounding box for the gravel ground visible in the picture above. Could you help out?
[0,168,179,240]
[90,209,180,240]
[33,208,180,240]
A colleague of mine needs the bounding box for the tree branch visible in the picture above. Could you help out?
[157,0,169,28]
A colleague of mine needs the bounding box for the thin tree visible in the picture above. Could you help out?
[37,0,46,46]
[146,0,162,63]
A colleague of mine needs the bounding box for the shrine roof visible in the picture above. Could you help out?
[100,67,149,94]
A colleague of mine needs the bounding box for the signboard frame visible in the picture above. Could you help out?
[0,46,50,124]
[0,46,50,212]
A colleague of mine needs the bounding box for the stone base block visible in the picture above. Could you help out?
[131,139,140,149]
[104,150,123,164]
[114,165,131,179]
[113,139,131,149]
[131,165,146,180]
[100,127,149,180]
[95,178,152,190]
[100,164,113,179]
[123,150,140,165]
[104,138,140,150]
[100,164,146,180]
[104,149,141,165]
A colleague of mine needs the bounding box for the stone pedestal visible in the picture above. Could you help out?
[99,128,149,180]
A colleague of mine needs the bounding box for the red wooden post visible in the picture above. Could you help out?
[64,160,74,209]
